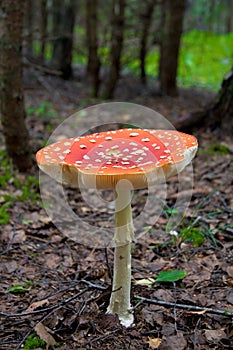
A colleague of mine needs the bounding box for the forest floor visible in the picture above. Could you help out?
[0,67,233,350]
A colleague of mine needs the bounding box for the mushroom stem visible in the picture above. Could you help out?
[107,186,134,327]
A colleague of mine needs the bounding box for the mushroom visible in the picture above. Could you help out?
[36,128,198,327]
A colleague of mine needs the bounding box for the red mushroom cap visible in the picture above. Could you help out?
[36,129,198,189]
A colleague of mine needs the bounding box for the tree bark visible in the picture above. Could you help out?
[224,0,232,33]
[25,0,33,54]
[39,0,47,59]
[174,69,233,137]
[0,0,32,171]
[159,0,186,96]
[51,0,76,79]
[103,0,126,99]
[139,0,156,85]
[86,0,100,97]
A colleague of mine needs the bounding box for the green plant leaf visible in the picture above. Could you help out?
[166,208,179,215]
[0,203,11,225]
[9,284,28,294]
[180,227,205,247]
[155,270,186,283]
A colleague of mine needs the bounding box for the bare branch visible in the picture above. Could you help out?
[134,295,233,317]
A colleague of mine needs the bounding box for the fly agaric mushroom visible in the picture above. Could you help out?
[36,128,198,327]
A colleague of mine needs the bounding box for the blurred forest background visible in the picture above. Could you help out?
[0,0,232,170]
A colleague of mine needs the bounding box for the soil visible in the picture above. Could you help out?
[0,67,232,350]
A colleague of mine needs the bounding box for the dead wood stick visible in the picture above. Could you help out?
[0,287,89,318]
[23,57,62,76]
[134,295,233,317]
[80,279,107,290]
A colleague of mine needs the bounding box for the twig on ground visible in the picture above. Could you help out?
[80,279,107,290]
[23,56,62,76]
[0,287,89,318]
[134,295,233,317]
[129,300,144,312]
[0,279,107,319]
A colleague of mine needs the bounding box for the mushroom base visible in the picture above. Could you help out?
[107,243,134,327]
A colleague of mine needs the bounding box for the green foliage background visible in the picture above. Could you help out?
[35,28,232,92]
[129,30,233,91]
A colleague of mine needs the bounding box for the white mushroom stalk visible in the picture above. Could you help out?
[36,128,198,328]
[107,183,134,327]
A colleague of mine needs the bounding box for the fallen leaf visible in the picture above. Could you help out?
[183,310,206,316]
[142,305,163,326]
[39,215,52,224]
[135,278,154,286]
[159,333,187,350]
[44,253,61,269]
[0,260,18,273]
[25,298,49,312]
[152,288,174,303]
[35,322,56,349]
[226,278,233,287]
[9,229,26,244]
[222,264,233,278]
[148,337,163,349]
[204,329,226,342]
[226,292,233,305]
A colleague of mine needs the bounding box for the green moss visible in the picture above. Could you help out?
[23,334,46,349]
[209,144,230,155]
[202,143,231,155]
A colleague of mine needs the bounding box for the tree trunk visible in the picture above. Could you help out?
[174,69,233,137]
[51,0,76,79]
[0,0,32,171]
[86,0,101,97]
[39,0,47,59]
[207,0,216,32]
[224,0,232,33]
[25,0,33,54]
[159,0,186,96]
[103,0,126,99]
[139,0,156,85]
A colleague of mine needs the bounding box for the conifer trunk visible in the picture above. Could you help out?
[159,0,186,96]
[139,0,155,85]
[104,0,126,99]
[39,0,47,59]
[0,0,32,171]
[86,0,100,97]
[51,0,76,79]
